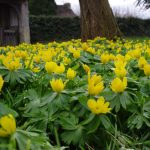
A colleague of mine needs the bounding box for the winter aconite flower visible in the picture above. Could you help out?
[67,68,76,79]
[45,61,57,74]
[73,51,80,59]
[82,64,90,73]
[131,49,141,59]
[0,76,4,91]
[111,77,127,93]
[31,67,40,73]
[87,97,111,114]
[87,47,96,54]
[114,60,126,68]
[55,64,65,74]
[144,64,150,76]
[88,74,104,95]
[63,57,71,65]
[3,58,22,71]
[34,55,41,64]
[50,78,65,92]
[100,53,110,64]
[114,67,127,78]
[138,57,147,70]
[0,114,16,137]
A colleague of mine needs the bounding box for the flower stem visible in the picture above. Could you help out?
[54,127,60,147]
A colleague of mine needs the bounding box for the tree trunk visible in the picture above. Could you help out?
[79,0,122,41]
[19,0,30,43]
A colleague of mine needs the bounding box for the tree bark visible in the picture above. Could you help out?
[19,0,30,43]
[79,0,122,41]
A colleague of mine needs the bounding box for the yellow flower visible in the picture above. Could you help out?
[100,53,110,64]
[131,49,141,59]
[0,114,16,137]
[109,54,116,61]
[88,74,104,95]
[125,54,132,61]
[32,67,40,73]
[25,59,33,69]
[34,55,41,64]
[114,67,127,78]
[144,64,150,76]
[0,76,4,91]
[68,46,76,53]
[73,51,80,59]
[111,77,127,93]
[50,78,65,92]
[87,47,96,54]
[82,64,90,73]
[63,57,71,65]
[115,54,125,62]
[55,64,65,74]
[138,57,147,70]
[15,50,27,60]
[114,61,126,68]
[82,43,88,50]
[14,50,21,57]
[3,58,21,71]
[20,51,28,60]
[0,54,5,61]
[45,61,57,74]
[67,68,76,79]
[87,97,111,114]
[42,51,52,62]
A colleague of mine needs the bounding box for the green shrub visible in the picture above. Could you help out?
[117,17,150,37]
[29,16,150,43]
[30,15,81,43]
[29,0,57,15]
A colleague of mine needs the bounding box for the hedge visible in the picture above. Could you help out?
[29,0,57,16]
[117,17,150,37]
[30,15,80,43]
[29,15,150,43]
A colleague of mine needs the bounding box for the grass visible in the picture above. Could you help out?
[125,36,150,41]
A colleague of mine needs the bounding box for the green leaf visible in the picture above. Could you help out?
[23,110,48,131]
[143,100,150,114]
[27,89,40,101]
[60,114,79,130]
[4,69,32,87]
[127,103,139,113]
[100,115,112,130]
[87,116,101,134]
[0,103,18,117]
[128,114,144,129]
[78,95,88,108]
[61,126,84,145]
[110,94,121,112]
[80,113,95,126]
[53,93,70,108]
[100,88,115,101]
[109,92,132,112]
[140,78,150,96]
[119,92,131,109]
[80,56,91,63]
[14,129,52,150]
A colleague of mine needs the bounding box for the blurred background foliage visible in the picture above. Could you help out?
[29,16,150,43]
[29,0,57,15]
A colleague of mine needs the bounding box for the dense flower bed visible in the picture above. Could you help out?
[0,37,150,149]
